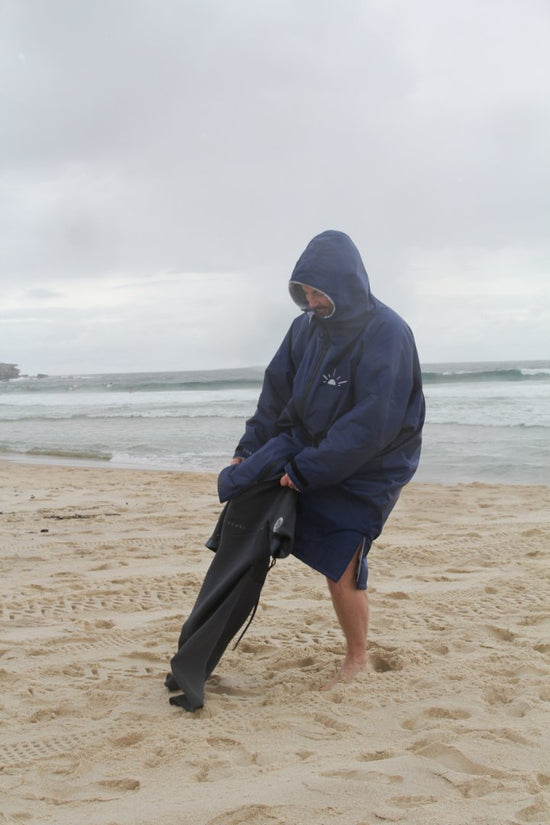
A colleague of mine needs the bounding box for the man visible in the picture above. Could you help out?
[223,229,425,688]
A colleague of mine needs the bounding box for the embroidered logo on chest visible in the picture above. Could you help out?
[322,369,348,387]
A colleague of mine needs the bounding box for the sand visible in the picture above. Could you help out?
[1,460,549,825]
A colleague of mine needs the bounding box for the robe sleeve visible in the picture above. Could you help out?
[234,322,298,458]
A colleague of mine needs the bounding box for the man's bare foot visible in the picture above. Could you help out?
[320,657,369,691]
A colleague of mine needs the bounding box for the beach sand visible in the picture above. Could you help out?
[1,460,549,825]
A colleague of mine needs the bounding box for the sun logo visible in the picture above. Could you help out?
[322,370,348,387]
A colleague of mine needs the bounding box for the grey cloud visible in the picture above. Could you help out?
[1,0,549,370]
[25,288,63,300]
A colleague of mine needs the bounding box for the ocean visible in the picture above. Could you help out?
[1,361,549,485]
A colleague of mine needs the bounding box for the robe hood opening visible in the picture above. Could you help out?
[288,230,374,325]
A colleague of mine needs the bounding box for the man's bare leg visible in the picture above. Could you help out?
[321,544,369,690]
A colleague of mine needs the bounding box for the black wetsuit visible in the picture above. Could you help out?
[167,479,296,711]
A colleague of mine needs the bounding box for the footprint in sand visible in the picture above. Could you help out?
[205,803,285,824]
[401,705,471,731]
[368,649,402,673]
[514,798,550,823]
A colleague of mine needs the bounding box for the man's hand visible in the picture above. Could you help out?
[231,457,243,465]
[280,473,298,491]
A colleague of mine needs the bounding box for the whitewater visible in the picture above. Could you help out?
[1,361,549,485]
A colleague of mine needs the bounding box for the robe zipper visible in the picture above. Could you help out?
[298,330,330,422]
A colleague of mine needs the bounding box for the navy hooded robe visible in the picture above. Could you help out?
[218,230,425,584]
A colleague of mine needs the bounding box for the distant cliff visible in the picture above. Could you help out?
[0,363,20,380]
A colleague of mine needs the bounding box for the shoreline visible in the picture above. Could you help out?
[1,452,548,489]
[0,450,188,473]
[1,461,549,824]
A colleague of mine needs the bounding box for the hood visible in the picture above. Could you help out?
[289,230,373,325]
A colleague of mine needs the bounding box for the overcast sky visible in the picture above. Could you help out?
[1,0,549,375]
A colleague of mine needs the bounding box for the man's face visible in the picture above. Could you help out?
[302,285,334,318]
